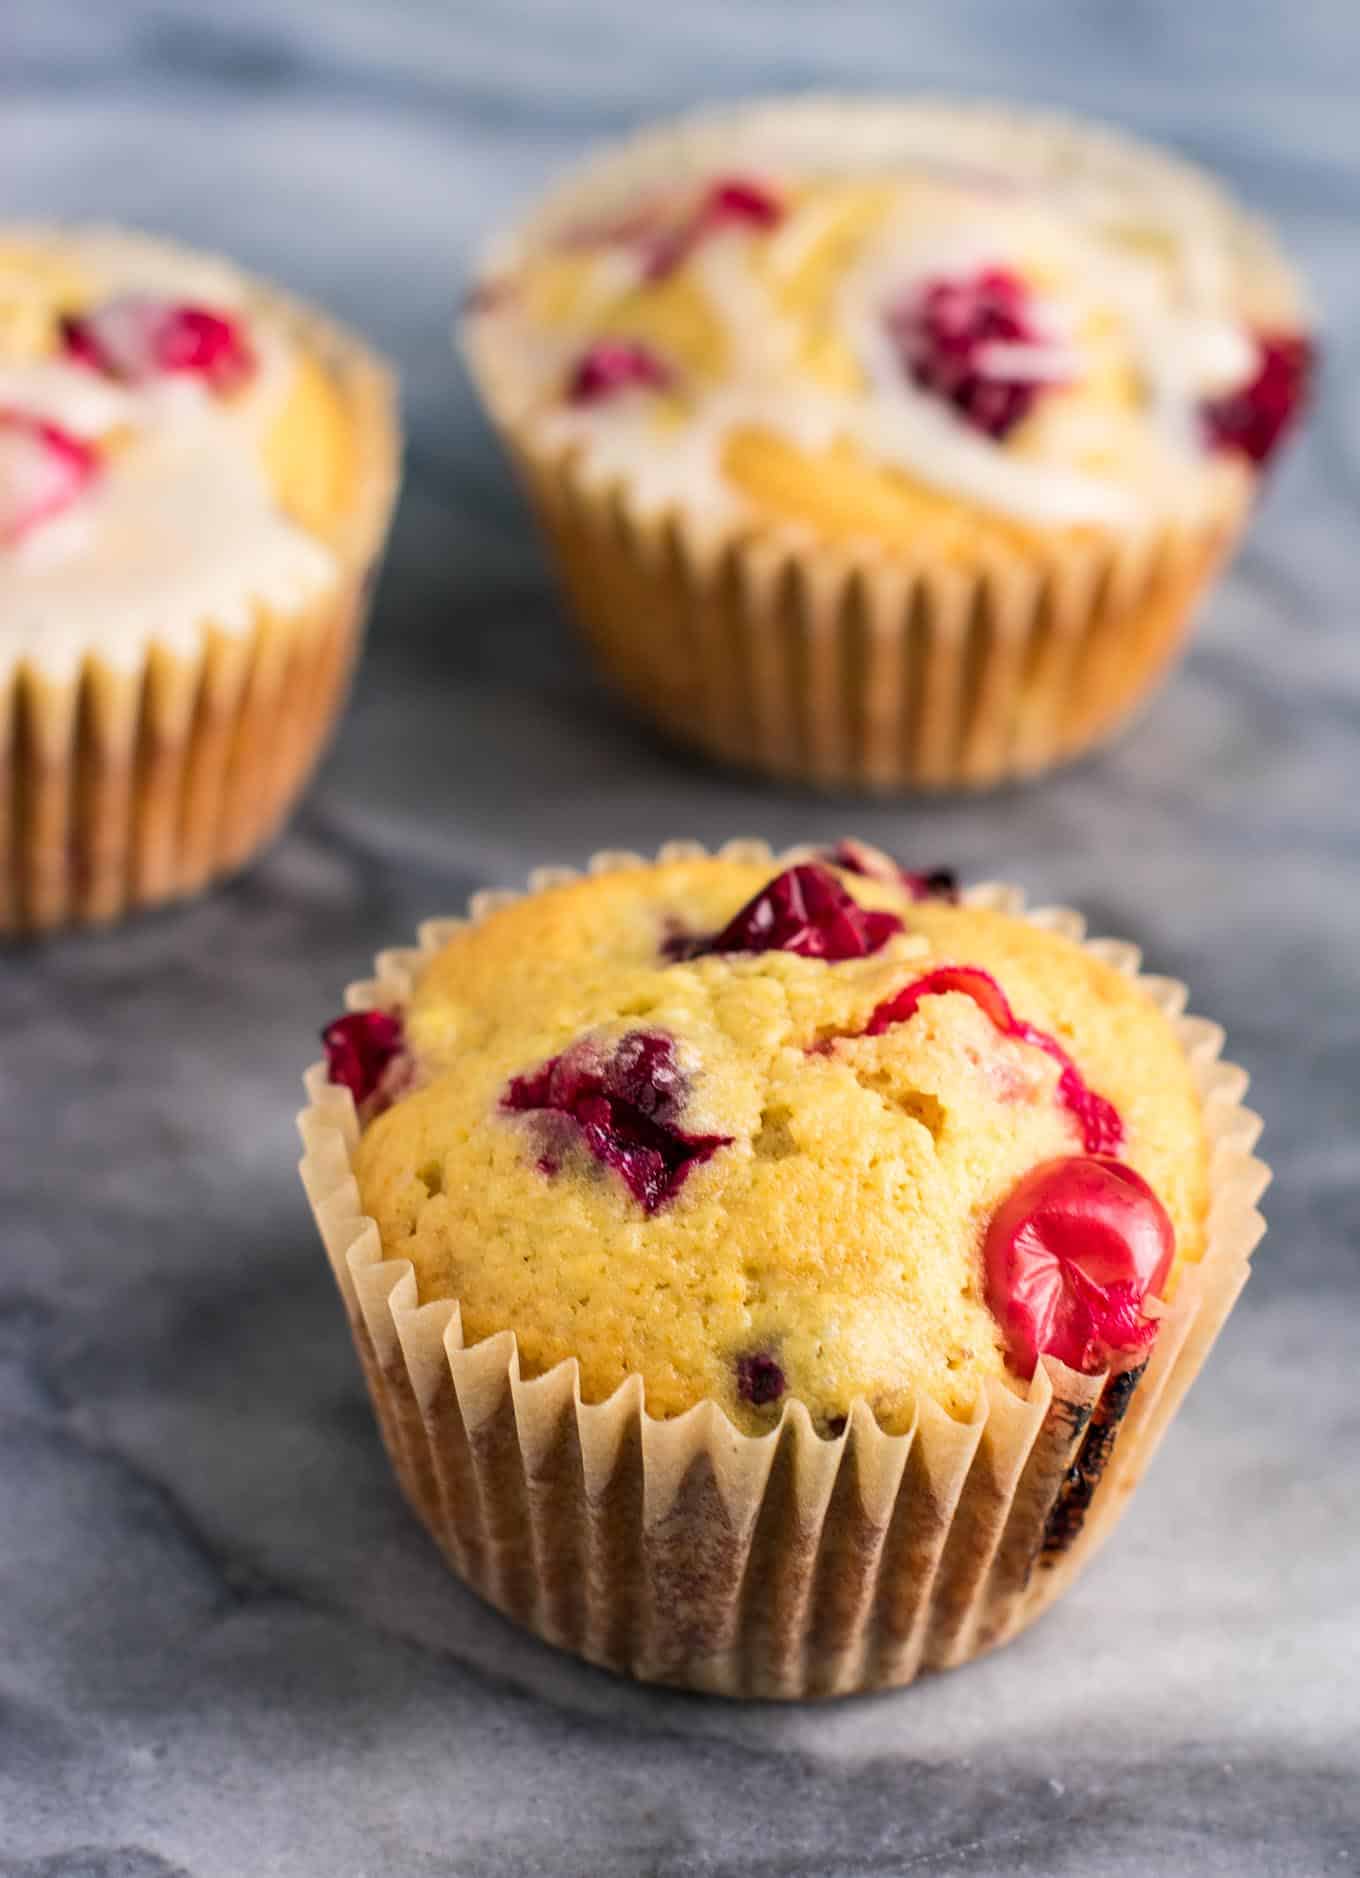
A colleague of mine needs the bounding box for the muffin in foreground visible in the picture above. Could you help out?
[299,840,1268,1698]
[462,98,1312,791]
[0,225,400,933]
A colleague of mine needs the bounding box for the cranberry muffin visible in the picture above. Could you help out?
[0,226,400,931]
[463,98,1311,789]
[300,841,1267,1696]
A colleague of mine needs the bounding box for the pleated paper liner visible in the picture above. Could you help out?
[298,839,1270,1699]
[510,445,1246,792]
[1,270,400,935]
[461,94,1305,791]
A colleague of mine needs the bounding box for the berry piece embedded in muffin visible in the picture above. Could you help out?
[567,339,673,404]
[0,410,98,546]
[62,294,255,392]
[349,853,1208,1432]
[983,1155,1174,1376]
[668,861,902,961]
[883,265,1070,440]
[1201,331,1314,467]
[322,1010,407,1117]
[820,839,959,903]
[855,964,1124,1154]
[503,1028,733,1213]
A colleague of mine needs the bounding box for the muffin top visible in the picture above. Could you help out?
[467,100,1310,547]
[0,226,378,676]
[336,847,1208,1435]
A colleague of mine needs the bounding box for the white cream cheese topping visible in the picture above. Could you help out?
[1,237,337,678]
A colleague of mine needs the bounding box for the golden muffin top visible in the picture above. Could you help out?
[0,226,369,675]
[331,848,1207,1435]
[466,101,1310,552]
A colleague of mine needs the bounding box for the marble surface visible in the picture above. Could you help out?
[4,3,1360,1873]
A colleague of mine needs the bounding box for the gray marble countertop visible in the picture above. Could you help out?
[4,4,1359,1873]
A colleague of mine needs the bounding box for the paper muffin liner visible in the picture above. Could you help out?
[462,96,1305,791]
[298,838,1269,1698]
[1,260,401,935]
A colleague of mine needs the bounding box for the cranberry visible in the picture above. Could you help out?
[644,175,783,280]
[62,296,254,393]
[0,410,98,546]
[671,863,903,963]
[322,1010,404,1108]
[566,339,672,404]
[1202,332,1313,467]
[884,266,1065,440]
[821,840,959,904]
[504,1030,731,1214]
[736,1351,786,1407]
[983,1155,1174,1377]
[862,965,1123,1154]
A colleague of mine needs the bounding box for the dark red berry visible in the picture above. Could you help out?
[673,864,903,963]
[821,840,959,904]
[62,296,254,393]
[504,1030,732,1214]
[322,1010,405,1108]
[884,266,1065,440]
[566,339,672,404]
[736,1351,786,1407]
[861,965,1123,1154]
[0,410,99,545]
[984,1155,1174,1376]
[1202,331,1313,468]
[644,174,783,280]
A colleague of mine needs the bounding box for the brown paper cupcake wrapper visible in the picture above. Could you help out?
[2,261,401,935]
[298,839,1268,1699]
[462,96,1305,791]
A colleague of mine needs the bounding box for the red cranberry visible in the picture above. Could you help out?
[672,863,903,963]
[322,1010,405,1108]
[62,296,255,393]
[1202,332,1313,467]
[862,965,1123,1154]
[566,339,672,404]
[821,840,959,904]
[0,410,99,546]
[983,1155,1174,1377]
[884,266,1065,440]
[504,1030,732,1214]
[736,1351,786,1407]
[644,175,783,280]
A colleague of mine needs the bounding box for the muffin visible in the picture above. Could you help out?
[461,98,1312,790]
[0,226,400,932]
[299,839,1268,1697]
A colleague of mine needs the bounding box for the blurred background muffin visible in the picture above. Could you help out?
[464,98,1311,790]
[0,226,400,932]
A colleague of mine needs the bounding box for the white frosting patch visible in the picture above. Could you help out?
[0,257,336,679]
[0,361,137,436]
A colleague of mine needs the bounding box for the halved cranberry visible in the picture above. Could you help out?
[672,863,903,963]
[644,175,783,280]
[884,266,1066,440]
[736,1351,786,1407]
[322,1010,404,1108]
[821,840,959,904]
[504,1030,731,1214]
[983,1155,1174,1377]
[62,296,255,393]
[861,964,1123,1154]
[0,410,98,546]
[566,339,672,404]
[1202,332,1313,467]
